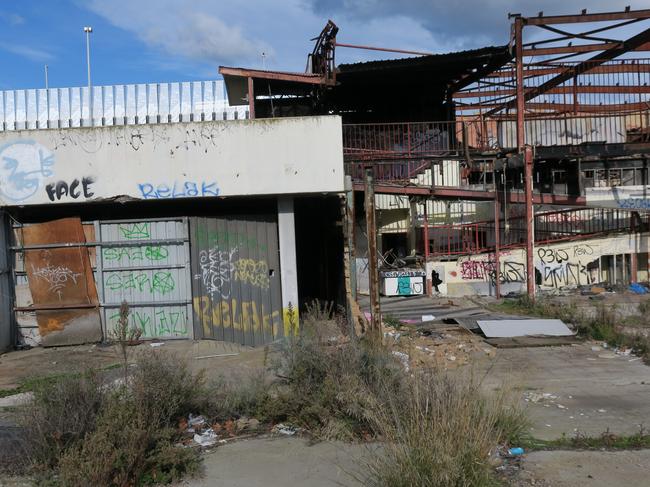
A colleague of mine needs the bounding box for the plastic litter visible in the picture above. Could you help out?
[629,283,648,294]
[193,429,218,447]
[508,447,524,456]
[273,423,299,436]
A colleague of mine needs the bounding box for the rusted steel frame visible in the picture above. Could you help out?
[486,27,650,117]
[457,101,650,112]
[515,17,526,151]
[494,194,501,298]
[247,77,255,119]
[219,66,327,85]
[364,168,381,341]
[455,85,650,98]
[486,61,650,78]
[335,42,433,56]
[423,200,431,295]
[14,303,97,311]
[523,41,650,57]
[529,22,624,46]
[524,146,535,300]
[523,9,650,25]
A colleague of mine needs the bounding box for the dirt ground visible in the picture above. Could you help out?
[2,294,650,486]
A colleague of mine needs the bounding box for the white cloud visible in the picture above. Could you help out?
[82,0,650,76]
[0,44,53,62]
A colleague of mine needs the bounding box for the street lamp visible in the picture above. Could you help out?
[84,26,93,124]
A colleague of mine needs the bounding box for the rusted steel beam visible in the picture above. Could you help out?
[335,42,433,56]
[455,85,650,98]
[523,9,650,25]
[524,146,535,300]
[485,63,650,78]
[523,41,650,56]
[219,66,327,85]
[515,17,526,151]
[456,101,650,112]
[494,195,501,299]
[351,182,587,205]
[485,26,650,116]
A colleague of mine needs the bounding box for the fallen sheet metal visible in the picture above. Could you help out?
[22,217,101,346]
[476,319,573,338]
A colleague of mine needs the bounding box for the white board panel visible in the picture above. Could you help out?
[477,319,573,338]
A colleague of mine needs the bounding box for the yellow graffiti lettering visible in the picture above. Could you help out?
[241,301,251,334]
[234,258,270,289]
[251,301,261,334]
[221,302,231,328]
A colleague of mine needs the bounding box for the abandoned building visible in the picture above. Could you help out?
[2,7,650,351]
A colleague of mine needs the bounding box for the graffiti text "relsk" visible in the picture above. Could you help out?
[137,181,219,199]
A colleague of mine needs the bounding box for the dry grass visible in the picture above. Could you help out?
[363,370,528,487]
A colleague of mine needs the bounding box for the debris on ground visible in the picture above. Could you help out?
[383,321,495,370]
[272,423,302,436]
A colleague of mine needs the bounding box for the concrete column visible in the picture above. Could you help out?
[278,196,299,336]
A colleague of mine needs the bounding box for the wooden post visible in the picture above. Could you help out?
[364,168,381,341]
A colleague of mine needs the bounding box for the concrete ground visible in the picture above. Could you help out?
[178,437,370,487]
[512,449,650,487]
[478,342,650,441]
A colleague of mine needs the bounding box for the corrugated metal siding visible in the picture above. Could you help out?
[0,80,248,131]
[498,116,626,148]
[190,216,282,346]
[97,218,193,340]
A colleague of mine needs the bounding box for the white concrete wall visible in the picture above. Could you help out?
[0,116,344,206]
[586,186,650,210]
[434,233,650,296]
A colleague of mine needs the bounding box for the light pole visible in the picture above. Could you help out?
[84,26,93,124]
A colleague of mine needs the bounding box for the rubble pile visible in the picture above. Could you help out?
[384,323,495,370]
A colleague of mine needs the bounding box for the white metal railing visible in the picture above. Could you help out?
[0,80,248,131]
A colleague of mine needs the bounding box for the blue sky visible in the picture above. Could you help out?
[1,0,648,91]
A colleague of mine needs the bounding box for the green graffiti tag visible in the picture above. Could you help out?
[104,271,175,294]
[103,246,169,262]
[119,222,151,240]
[108,309,188,338]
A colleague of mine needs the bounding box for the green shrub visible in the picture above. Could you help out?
[20,371,105,473]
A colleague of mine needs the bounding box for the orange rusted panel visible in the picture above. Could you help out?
[23,218,101,345]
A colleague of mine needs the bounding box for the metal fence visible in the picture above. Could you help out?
[0,80,248,131]
[427,207,646,256]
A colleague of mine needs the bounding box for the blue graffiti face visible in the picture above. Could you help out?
[0,140,55,202]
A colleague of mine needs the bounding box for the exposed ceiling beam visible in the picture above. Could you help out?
[483,27,650,116]
[219,66,328,85]
[523,41,650,56]
[457,101,650,113]
[485,63,650,78]
[455,85,650,98]
[523,9,650,26]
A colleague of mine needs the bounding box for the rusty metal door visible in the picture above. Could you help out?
[20,218,102,347]
[190,216,282,346]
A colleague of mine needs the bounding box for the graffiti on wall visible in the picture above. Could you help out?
[45,177,95,201]
[0,140,55,202]
[456,258,526,285]
[536,244,598,289]
[137,181,219,199]
[31,263,82,301]
[107,309,188,338]
[104,271,176,294]
[193,296,281,337]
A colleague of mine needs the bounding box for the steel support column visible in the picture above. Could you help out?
[524,146,535,299]
[344,176,357,335]
[494,196,501,299]
[364,168,381,340]
[423,199,431,295]
[515,16,525,151]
